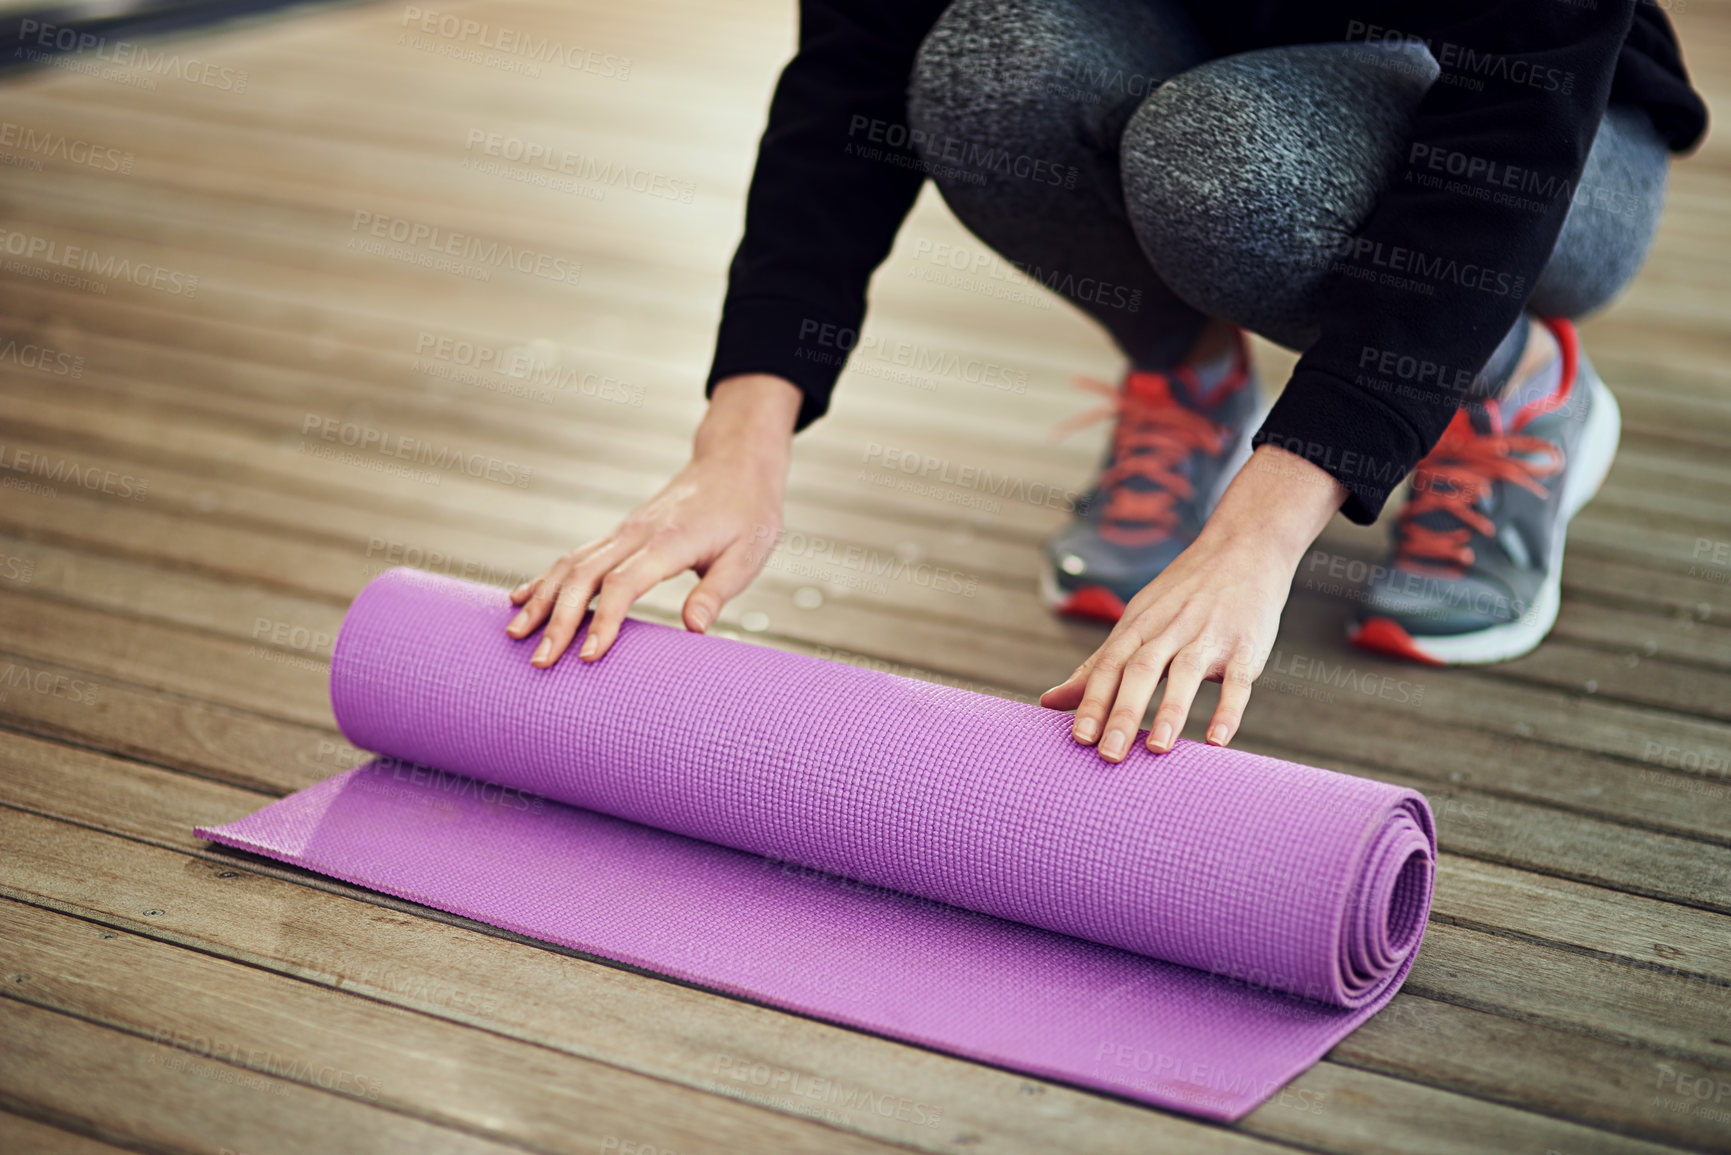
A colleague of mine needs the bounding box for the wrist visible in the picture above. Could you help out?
[695,374,801,466]
[1202,444,1347,563]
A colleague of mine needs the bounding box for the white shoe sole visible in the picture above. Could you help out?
[1353,368,1621,666]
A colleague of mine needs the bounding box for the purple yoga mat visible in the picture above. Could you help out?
[198,567,1434,1121]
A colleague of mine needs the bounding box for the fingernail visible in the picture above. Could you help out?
[511,583,528,598]
[1151,722,1174,751]
[579,636,599,660]
[689,606,711,632]
[1100,731,1127,760]
[1073,717,1099,743]
[1207,724,1229,746]
[1041,683,1065,697]
[508,611,528,634]
[532,638,551,665]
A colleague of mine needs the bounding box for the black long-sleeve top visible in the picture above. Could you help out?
[704,0,1707,523]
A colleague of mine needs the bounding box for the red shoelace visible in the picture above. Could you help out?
[1395,402,1562,575]
[1052,350,1247,547]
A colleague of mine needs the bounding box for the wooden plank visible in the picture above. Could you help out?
[0,998,529,1155]
[0,1111,133,1155]
[0,898,913,1155]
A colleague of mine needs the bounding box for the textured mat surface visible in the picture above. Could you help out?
[197,567,1435,1120]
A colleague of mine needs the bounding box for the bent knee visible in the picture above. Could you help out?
[1529,105,1671,318]
[910,0,1142,144]
[1121,47,1429,331]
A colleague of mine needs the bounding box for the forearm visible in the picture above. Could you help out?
[695,374,803,469]
[1202,444,1348,564]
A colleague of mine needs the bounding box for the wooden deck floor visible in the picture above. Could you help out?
[1,0,1729,1151]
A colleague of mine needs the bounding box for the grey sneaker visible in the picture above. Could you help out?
[1351,317,1620,665]
[1040,331,1261,622]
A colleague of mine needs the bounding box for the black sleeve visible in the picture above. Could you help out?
[1252,0,1640,524]
[704,0,950,431]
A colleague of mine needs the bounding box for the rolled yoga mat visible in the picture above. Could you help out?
[197,567,1435,1121]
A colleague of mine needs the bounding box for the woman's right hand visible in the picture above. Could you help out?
[507,373,803,667]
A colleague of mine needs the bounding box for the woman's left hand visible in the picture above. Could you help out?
[1039,444,1347,760]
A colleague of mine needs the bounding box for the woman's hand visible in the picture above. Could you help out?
[508,373,803,667]
[1039,444,1347,759]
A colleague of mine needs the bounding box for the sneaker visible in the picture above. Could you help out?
[1040,331,1261,622]
[1350,317,1620,665]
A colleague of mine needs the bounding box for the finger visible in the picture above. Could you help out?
[1096,645,1173,762]
[509,575,542,606]
[1069,634,1144,746]
[1146,640,1216,753]
[1207,658,1257,747]
[508,553,579,639]
[533,543,629,666]
[509,539,612,636]
[1038,660,1093,710]
[684,542,762,633]
[582,546,689,661]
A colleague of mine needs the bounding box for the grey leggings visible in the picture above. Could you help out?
[907,0,1670,385]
